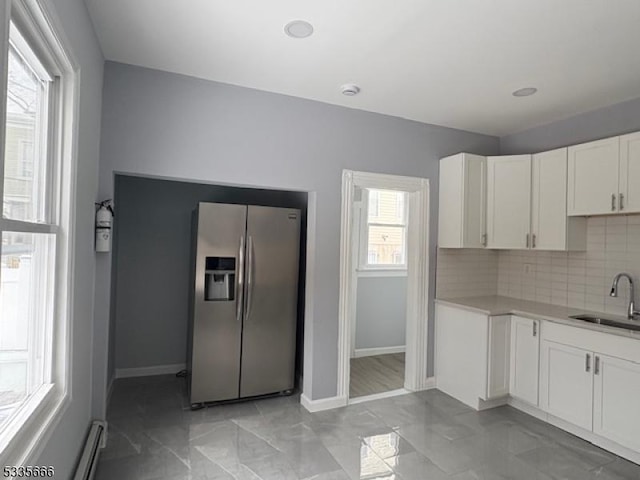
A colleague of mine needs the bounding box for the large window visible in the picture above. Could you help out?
[0,1,76,464]
[0,19,56,436]
[360,188,408,269]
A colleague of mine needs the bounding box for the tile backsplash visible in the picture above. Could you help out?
[436,248,499,298]
[437,214,640,317]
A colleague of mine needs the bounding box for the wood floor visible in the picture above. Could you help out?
[349,352,405,398]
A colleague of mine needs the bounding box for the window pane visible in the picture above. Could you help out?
[4,37,50,223]
[367,225,406,265]
[0,232,55,430]
[368,190,379,217]
[367,189,406,225]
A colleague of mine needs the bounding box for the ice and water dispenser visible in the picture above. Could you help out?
[204,257,236,301]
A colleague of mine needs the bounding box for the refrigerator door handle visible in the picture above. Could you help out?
[236,236,245,322]
[245,235,254,321]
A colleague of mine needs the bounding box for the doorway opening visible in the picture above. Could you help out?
[349,187,409,399]
[338,171,430,404]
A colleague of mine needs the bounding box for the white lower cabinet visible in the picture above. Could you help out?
[593,354,640,452]
[539,340,594,431]
[539,332,640,455]
[436,304,640,462]
[509,316,539,406]
[487,315,510,399]
[435,304,510,409]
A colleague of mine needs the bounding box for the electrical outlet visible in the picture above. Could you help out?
[523,263,534,277]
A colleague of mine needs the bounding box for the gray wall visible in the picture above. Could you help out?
[355,276,407,350]
[112,174,306,371]
[98,61,500,400]
[500,96,640,154]
[2,0,105,477]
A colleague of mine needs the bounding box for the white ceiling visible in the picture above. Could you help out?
[85,0,640,136]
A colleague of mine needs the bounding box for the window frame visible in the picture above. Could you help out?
[0,0,79,466]
[358,188,408,273]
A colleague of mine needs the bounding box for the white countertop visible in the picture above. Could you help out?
[435,295,640,339]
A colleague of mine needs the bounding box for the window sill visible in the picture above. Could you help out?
[357,269,408,278]
[0,383,68,467]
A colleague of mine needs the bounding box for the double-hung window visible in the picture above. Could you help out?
[359,188,408,270]
[0,0,76,464]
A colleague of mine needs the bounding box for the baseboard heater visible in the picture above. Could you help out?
[73,420,107,480]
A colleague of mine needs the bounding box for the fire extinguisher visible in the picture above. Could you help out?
[95,200,114,252]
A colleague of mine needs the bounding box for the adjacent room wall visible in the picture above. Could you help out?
[355,276,407,352]
[97,61,500,400]
[112,174,307,374]
[8,0,104,477]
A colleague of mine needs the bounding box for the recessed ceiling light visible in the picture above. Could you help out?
[284,20,314,39]
[341,84,361,96]
[512,87,538,97]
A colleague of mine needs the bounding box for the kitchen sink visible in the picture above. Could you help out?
[570,314,640,332]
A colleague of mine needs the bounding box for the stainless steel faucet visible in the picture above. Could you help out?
[610,273,640,320]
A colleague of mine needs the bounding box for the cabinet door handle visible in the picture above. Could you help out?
[532,321,537,337]
[620,193,625,211]
[532,234,536,249]
[595,356,600,375]
[526,233,530,248]
[481,233,487,247]
[612,194,617,211]
[585,353,591,373]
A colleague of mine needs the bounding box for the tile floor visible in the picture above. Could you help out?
[96,375,640,480]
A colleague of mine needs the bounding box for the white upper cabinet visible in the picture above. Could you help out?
[619,131,640,214]
[531,148,586,251]
[486,155,531,249]
[438,130,640,250]
[438,153,486,248]
[568,137,620,215]
[485,150,585,251]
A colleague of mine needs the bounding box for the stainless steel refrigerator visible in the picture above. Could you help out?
[187,202,301,406]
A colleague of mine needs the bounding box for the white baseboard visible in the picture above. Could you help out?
[478,395,509,411]
[420,376,437,390]
[349,388,409,405]
[353,346,406,358]
[115,363,186,379]
[405,375,436,392]
[300,394,348,413]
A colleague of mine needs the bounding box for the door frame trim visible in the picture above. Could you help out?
[338,170,430,401]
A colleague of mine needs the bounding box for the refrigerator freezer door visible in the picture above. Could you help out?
[240,206,301,397]
[190,203,247,403]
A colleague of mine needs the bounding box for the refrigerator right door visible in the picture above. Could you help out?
[240,205,301,398]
